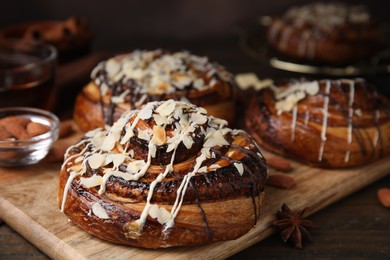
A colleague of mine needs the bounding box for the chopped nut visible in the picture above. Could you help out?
[1,121,29,140]
[267,156,293,172]
[151,125,166,145]
[267,174,296,189]
[377,188,390,208]
[26,122,50,137]
[0,125,13,140]
[0,116,30,127]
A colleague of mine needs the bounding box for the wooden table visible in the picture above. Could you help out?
[1,175,389,259]
[1,38,390,259]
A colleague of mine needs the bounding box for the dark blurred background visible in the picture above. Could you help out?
[2,0,390,105]
[2,0,390,52]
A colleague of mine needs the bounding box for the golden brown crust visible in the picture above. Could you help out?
[74,50,237,132]
[57,172,264,248]
[246,79,390,168]
[60,101,267,248]
[266,3,382,64]
[73,84,105,131]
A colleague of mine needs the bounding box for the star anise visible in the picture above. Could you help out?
[273,203,317,249]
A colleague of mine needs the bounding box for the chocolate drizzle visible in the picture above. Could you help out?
[90,50,235,127]
[61,100,267,243]
[247,78,390,168]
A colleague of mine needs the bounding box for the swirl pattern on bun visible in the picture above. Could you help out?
[267,2,382,64]
[74,49,237,131]
[246,78,390,168]
[59,100,267,248]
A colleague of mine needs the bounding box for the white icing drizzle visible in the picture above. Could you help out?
[60,100,259,233]
[92,50,233,100]
[164,153,207,230]
[304,111,310,125]
[291,104,298,142]
[273,80,319,115]
[61,139,91,171]
[345,80,355,162]
[60,171,80,212]
[344,150,350,163]
[318,80,331,162]
[347,80,355,144]
[374,108,380,148]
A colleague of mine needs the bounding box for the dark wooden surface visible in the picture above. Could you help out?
[1,175,389,259]
[1,37,390,259]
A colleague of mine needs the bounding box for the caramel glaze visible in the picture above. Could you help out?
[246,79,390,168]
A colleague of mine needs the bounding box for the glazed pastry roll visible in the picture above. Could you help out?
[246,78,390,168]
[74,49,237,131]
[267,2,382,64]
[59,100,267,248]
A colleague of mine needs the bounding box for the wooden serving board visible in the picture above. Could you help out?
[0,129,389,259]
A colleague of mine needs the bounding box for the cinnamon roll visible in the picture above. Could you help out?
[0,17,93,62]
[246,78,390,168]
[59,100,267,248]
[74,49,237,132]
[267,2,383,64]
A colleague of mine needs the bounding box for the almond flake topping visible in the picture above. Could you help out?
[150,125,166,145]
[148,204,171,225]
[92,202,110,219]
[61,100,264,235]
[156,99,176,116]
[88,153,106,169]
[234,162,244,176]
[80,175,103,188]
[204,129,229,148]
[153,114,170,126]
[92,50,234,100]
[138,103,154,120]
[137,129,151,141]
[273,80,319,114]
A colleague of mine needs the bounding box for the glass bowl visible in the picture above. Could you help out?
[0,107,59,167]
[0,39,57,110]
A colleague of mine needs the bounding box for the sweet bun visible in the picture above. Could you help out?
[0,16,93,62]
[267,2,383,64]
[59,100,267,248]
[246,78,390,168]
[74,49,237,131]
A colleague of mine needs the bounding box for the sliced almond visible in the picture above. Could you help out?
[92,202,110,219]
[156,100,176,116]
[151,125,166,145]
[267,156,293,173]
[88,153,106,169]
[267,174,296,189]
